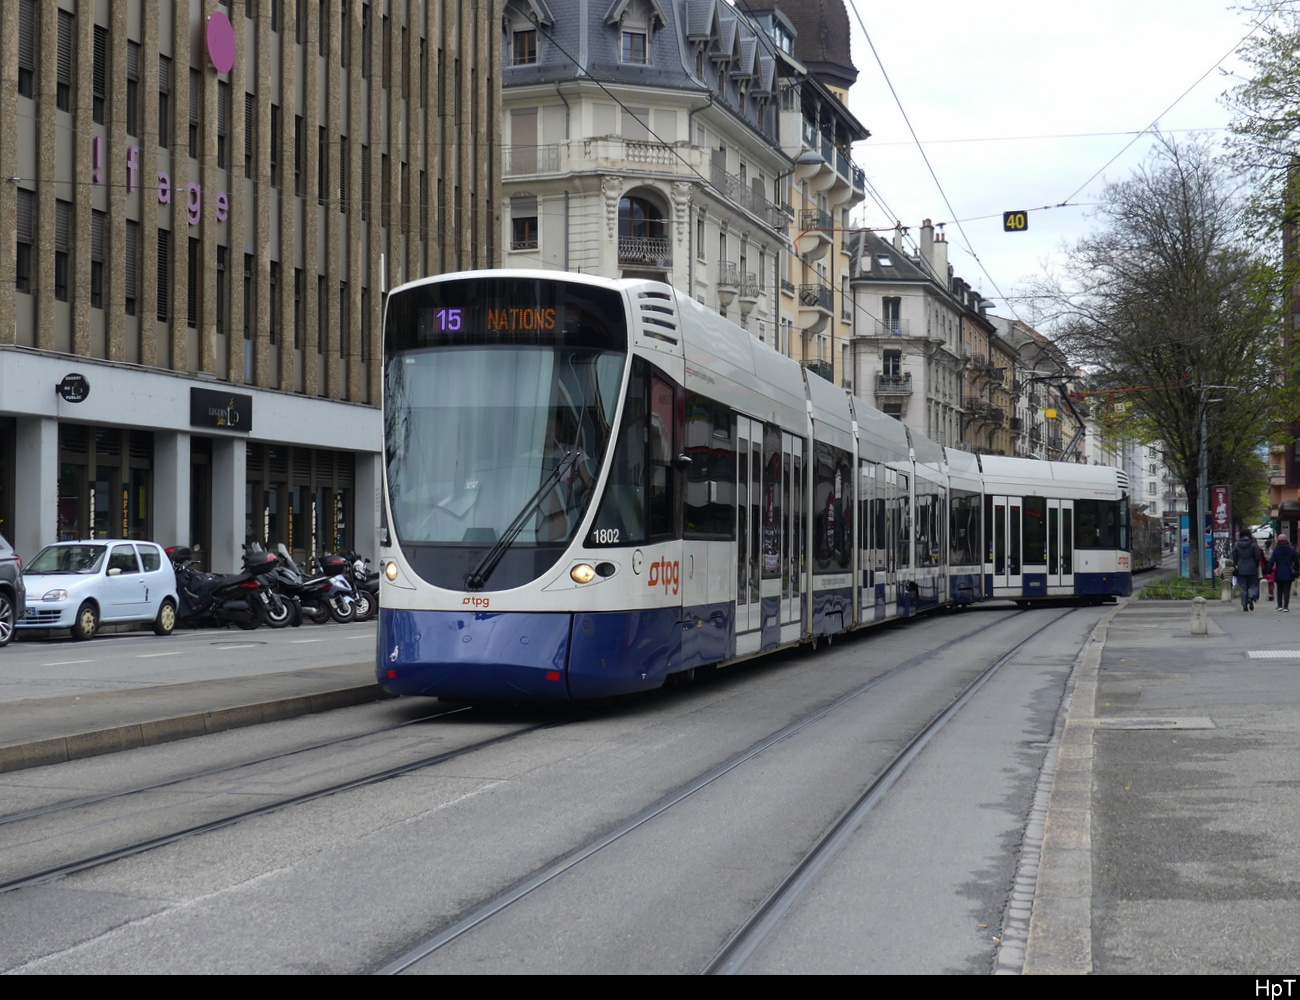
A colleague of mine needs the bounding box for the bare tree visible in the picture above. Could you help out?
[1224,2,1300,230]
[1034,138,1281,575]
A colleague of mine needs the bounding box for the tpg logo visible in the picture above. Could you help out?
[648,558,680,596]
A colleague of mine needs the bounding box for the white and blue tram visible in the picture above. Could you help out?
[378,271,1132,700]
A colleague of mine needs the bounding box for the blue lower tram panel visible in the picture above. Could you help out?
[378,606,709,700]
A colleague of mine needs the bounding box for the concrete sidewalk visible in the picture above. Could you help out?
[1028,594,1300,974]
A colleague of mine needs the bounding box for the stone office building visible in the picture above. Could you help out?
[0,0,499,569]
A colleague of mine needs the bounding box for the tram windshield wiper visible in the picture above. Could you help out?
[464,450,578,591]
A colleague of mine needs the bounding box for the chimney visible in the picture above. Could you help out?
[933,225,949,280]
[893,221,904,252]
[919,218,934,271]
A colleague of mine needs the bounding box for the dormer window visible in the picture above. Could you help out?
[622,30,647,63]
[606,0,665,65]
[513,29,537,65]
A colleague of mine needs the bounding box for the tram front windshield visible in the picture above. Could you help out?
[384,278,627,550]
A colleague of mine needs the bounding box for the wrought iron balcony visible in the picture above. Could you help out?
[618,236,671,268]
[798,282,833,312]
[876,374,913,395]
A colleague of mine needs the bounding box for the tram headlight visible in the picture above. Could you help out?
[383,560,399,582]
[570,563,597,584]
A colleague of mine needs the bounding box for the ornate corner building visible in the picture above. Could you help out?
[498,0,866,382]
[0,1,499,569]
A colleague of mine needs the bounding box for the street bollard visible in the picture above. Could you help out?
[1192,596,1208,635]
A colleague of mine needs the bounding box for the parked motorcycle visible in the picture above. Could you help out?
[167,546,281,630]
[274,545,356,624]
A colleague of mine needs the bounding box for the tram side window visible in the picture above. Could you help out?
[950,490,981,565]
[590,358,680,545]
[812,442,852,572]
[1075,499,1121,549]
[684,393,734,539]
[1023,496,1047,564]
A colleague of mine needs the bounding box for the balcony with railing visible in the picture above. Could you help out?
[738,271,760,316]
[709,165,784,228]
[618,236,672,269]
[795,207,833,259]
[875,374,913,396]
[798,282,833,335]
[803,359,834,382]
[716,261,739,307]
[503,144,562,176]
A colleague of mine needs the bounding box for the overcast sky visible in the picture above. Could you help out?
[841,0,1267,326]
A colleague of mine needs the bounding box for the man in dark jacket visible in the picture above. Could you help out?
[1232,529,1266,611]
[1268,534,1299,612]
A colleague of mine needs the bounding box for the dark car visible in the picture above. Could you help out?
[0,532,26,647]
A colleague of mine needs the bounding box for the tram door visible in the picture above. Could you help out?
[1046,499,1075,590]
[781,433,804,629]
[988,495,1024,595]
[736,417,760,636]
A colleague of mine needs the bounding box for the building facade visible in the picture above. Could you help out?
[498,0,867,381]
[0,0,499,569]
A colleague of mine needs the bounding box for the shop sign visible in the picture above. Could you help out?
[91,137,230,226]
[57,373,90,403]
[190,387,253,432]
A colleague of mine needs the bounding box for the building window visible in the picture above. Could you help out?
[124,220,139,315]
[189,69,201,153]
[317,275,327,355]
[157,229,171,321]
[883,349,902,378]
[187,238,200,328]
[294,268,304,349]
[126,43,141,137]
[217,82,230,170]
[319,0,329,57]
[510,196,539,251]
[361,3,372,80]
[360,145,370,221]
[245,93,255,179]
[361,287,370,363]
[269,262,280,345]
[90,211,106,309]
[513,29,537,65]
[622,31,647,64]
[270,105,281,188]
[244,254,254,343]
[882,296,901,335]
[294,115,305,197]
[339,136,349,211]
[56,10,74,112]
[54,200,71,302]
[16,190,34,295]
[17,0,35,98]
[92,26,108,124]
[318,127,329,206]
[159,56,172,149]
[216,246,229,336]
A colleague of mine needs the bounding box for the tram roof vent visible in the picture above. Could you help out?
[1115,471,1130,489]
[635,290,679,345]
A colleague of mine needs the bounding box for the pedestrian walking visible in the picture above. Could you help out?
[1231,529,1266,611]
[1268,534,1299,612]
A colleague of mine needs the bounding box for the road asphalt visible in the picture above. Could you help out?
[2,588,1296,975]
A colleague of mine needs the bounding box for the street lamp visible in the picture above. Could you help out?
[1197,385,1233,580]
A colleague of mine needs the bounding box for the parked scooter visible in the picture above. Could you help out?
[274,544,356,624]
[167,546,281,630]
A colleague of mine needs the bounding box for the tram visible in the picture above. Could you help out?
[377,270,1131,700]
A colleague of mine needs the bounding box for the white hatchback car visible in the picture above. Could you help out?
[18,540,179,640]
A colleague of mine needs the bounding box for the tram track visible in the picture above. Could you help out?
[0,714,565,895]
[373,605,1080,975]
